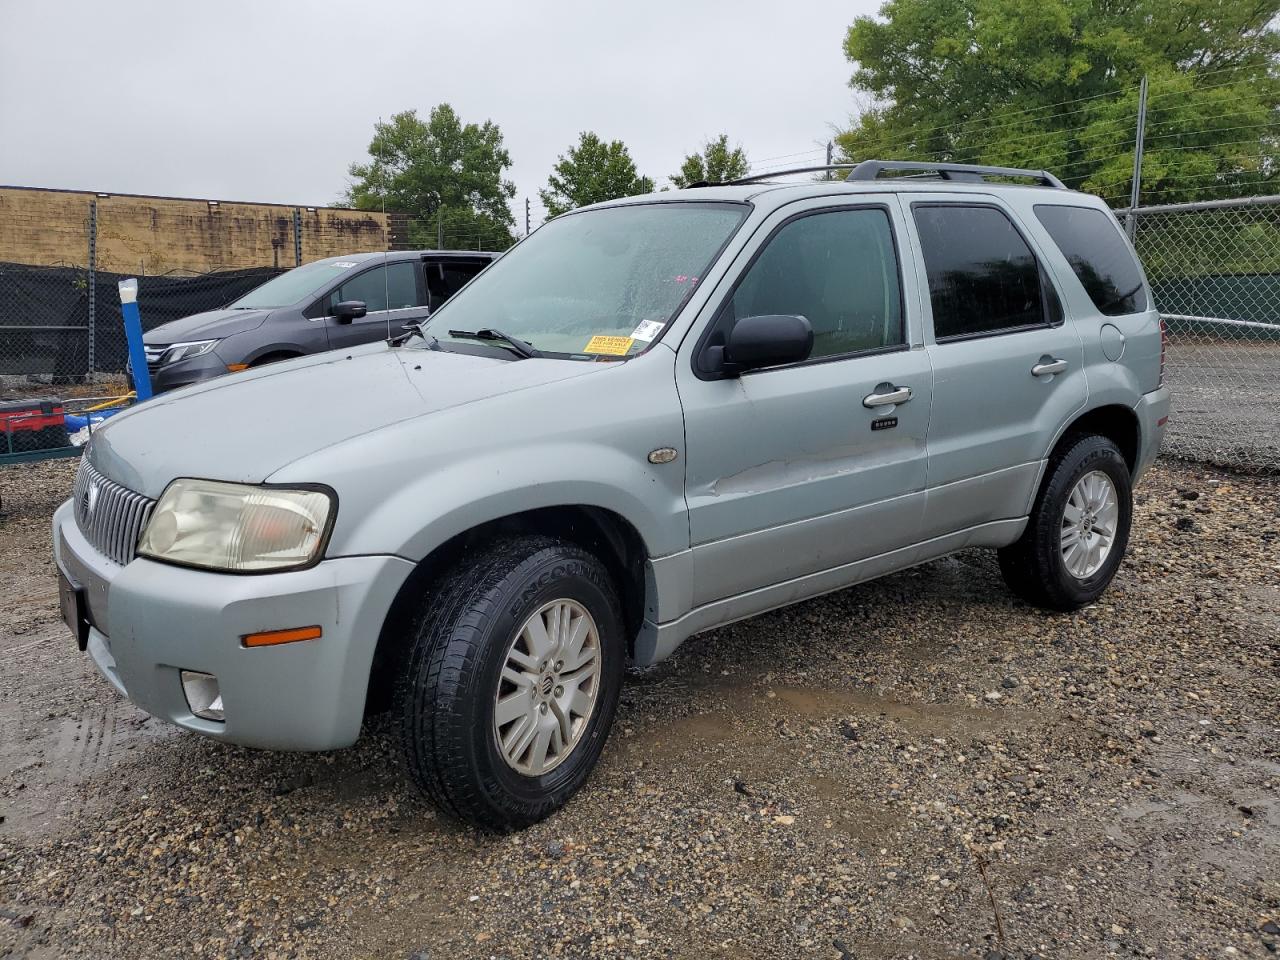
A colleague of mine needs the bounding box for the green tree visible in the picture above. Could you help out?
[670,134,751,187]
[539,132,654,217]
[836,0,1280,205]
[346,105,516,249]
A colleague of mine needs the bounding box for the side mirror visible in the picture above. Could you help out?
[332,300,367,323]
[718,314,813,376]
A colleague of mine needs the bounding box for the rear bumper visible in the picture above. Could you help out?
[1133,385,1172,481]
[52,499,415,750]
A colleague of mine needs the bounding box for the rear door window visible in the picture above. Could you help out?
[913,204,1047,340]
[383,261,423,309]
[1034,205,1149,315]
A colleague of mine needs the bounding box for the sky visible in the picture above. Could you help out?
[0,0,876,232]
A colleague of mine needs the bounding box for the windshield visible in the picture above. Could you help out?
[420,202,748,358]
[228,258,369,309]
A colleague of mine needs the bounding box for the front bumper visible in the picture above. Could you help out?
[1133,385,1172,481]
[132,351,232,393]
[52,499,415,750]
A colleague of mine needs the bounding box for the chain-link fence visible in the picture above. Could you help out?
[1126,196,1280,474]
[3,186,1279,473]
[0,190,513,389]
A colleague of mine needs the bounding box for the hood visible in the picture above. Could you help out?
[143,308,271,344]
[88,344,604,497]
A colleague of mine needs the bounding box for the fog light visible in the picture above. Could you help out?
[180,670,225,721]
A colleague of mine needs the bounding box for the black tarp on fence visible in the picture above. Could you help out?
[0,261,284,377]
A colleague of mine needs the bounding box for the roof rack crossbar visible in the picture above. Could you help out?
[846,160,1067,189]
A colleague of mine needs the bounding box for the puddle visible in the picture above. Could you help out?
[0,687,174,836]
[808,774,903,844]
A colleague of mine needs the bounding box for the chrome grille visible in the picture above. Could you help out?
[72,457,156,566]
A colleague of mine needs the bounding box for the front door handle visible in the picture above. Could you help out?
[863,385,912,408]
[1032,358,1069,377]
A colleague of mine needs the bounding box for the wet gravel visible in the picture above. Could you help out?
[1,457,1277,959]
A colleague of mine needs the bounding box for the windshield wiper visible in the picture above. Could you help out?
[446,328,541,359]
[388,318,439,348]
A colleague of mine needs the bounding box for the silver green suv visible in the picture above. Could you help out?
[53,161,1170,830]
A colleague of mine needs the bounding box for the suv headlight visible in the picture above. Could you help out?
[138,479,335,572]
[161,340,219,364]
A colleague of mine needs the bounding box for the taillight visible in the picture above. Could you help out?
[1158,316,1167,386]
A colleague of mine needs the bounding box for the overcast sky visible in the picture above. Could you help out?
[0,0,876,230]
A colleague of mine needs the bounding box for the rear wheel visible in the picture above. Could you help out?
[394,536,624,831]
[998,433,1132,611]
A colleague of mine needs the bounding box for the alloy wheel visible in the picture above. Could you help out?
[493,599,601,776]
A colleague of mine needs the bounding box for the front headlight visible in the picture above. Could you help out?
[138,479,335,572]
[161,339,219,364]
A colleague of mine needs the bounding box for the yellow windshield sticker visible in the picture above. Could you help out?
[584,335,634,356]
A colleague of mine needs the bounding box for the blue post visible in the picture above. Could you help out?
[119,279,152,401]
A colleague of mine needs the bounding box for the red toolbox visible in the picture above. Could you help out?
[0,397,70,453]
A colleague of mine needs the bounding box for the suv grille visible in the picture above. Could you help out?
[73,457,156,566]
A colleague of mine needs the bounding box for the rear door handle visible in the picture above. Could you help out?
[863,385,912,408]
[1032,358,1068,377]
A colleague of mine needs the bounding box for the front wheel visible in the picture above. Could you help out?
[394,536,624,831]
[998,433,1133,611]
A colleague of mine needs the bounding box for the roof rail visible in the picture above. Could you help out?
[847,160,1067,189]
[720,164,857,185]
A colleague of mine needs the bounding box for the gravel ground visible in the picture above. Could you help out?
[1,457,1277,960]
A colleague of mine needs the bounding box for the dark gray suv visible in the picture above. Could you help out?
[140,250,498,392]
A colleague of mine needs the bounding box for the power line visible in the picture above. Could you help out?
[846,70,1273,158]
[752,147,826,165]
[1144,112,1280,134]
[850,98,1135,157]
[1146,75,1276,103]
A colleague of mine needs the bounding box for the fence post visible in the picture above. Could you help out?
[87,199,97,378]
[1127,75,1148,238]
[292,208,302,266]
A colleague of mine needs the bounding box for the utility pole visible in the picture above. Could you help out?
[826,141,833,180]
[1127,75,1149,238]
[437,206,444,250]
[525,197,531,237]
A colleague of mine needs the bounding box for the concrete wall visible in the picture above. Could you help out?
[0,186,394,275]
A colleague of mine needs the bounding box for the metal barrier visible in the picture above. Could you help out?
[1126,196,1280,474]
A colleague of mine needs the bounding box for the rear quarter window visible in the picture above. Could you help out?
[1034,205,1149,316]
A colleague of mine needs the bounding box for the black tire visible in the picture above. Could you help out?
[394,535,625,831]
[998,433,1133,611]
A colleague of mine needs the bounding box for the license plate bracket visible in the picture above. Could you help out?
[57,565,90,651]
